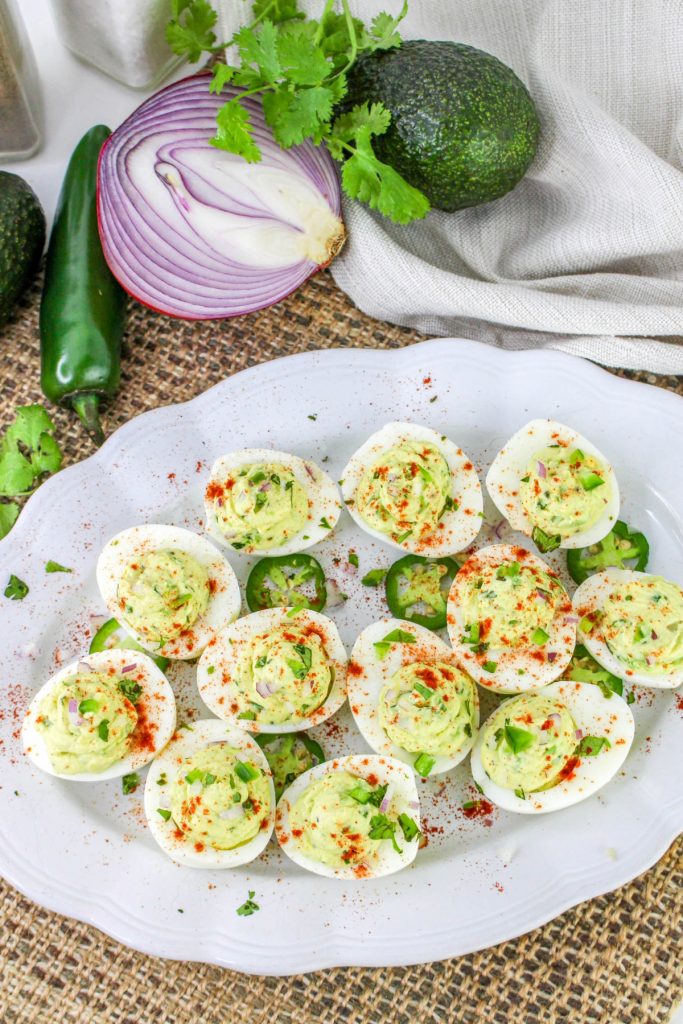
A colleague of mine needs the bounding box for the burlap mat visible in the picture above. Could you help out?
[0,270,681,1024]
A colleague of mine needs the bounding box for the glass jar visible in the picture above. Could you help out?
[0,0,41,161]
[47,0,183,90]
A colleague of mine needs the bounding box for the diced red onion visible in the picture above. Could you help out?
[68,699,78,713]
[547,651,557,662]
[121,663,137,674]
[651,630,658,640]
[304,464,316,482]
[548,713,561,726]
[493,520,506,540]
[326,580,347,608]
[97,73,345,320]
[575,728,584,739]
[219,804,244,821]
[537,462,547,478]
[379,784,393,814]
[645,654,655,666]
[536,589,550,603]
[255,681,274,699]
[259,481,272,493]
[384,689,396,704]
[565,615,579,624]
[409,800,420,810]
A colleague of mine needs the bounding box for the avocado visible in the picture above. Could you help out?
[343,40,540,213]
[0,172,46,326]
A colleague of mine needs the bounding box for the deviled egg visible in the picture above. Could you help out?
[97,524,241,661]
[204,449,342,555]
[22,649,176,781]
[144,719,275,868]
[447,544,576,693]
[573,569,683,688]
[275,754,421,879]
[340,422,482,556]
[196,608,348,732]
[486,419,619,552]
[349,618,478,776]
[470,679,634,814]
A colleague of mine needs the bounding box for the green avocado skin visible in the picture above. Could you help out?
[343,40,541,213]
[0,172,45,326]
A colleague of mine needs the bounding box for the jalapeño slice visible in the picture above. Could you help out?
[384,553,461,631]
[566,520,649,585]
[246,553,327,613]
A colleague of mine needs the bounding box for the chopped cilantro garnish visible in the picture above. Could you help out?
[368,813,402,853]
[4,574,28,600]
[361,568,388,587]
[373,628,416,660]
[118,679,142,704]
[531,526,562,553]
[348,551,359,568]
[45,561,72,574]
[413,682,433,701]
[496,562,520,580]
[514,787,526,800]
[502,723,535,754]
[236,890,260,916]
[575,735,611,757]
[626,690,636,705]
[97,719,110,742]
[122,772,140,795]
[347,782,387,807]
[78,698,99,715]
[157,808,172,822]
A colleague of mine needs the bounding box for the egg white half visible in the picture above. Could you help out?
[204,448,342,556]
[144,718,275,868]
[447,544,577,693]
[349,618,479,775]
[196,607,348,733]
[22,649,176,782]
[97,524,241,661]
[470,679,634,814]
[485,419,620,549]
[275,754,420,879]
[573,569,683,689]
[340,422,483,556]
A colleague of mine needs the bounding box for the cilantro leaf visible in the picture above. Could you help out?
[264,86,335,147]
[576,735,611,757]
[122,772,140,795]
[235,21,281,83]
[369,3,408,51]
[4,574,28,600]
[211,100,262,162]
[30,432,62,476]
[209,63,237,94]
[166,0,218,62]
[341,131,431,224]
[236,890,260,916]
[252,0,303,23]
[5,405,55,451]
[361,567,388,587]
[0,448,34,497]
[0,502,19,540]
[330,102,391,150]
[277,29,331,86]
[45,561,72,574]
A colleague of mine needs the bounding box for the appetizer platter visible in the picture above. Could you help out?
[0,338,681,974]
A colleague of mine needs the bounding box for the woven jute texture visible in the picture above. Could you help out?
[0,271,681,1024]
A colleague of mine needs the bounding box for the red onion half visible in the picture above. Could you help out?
[97,73,345,320]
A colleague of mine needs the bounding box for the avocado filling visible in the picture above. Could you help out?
[118,548,210,645]
[355,440,453,545]
[379,661,475,759]
[458,557,563,649]
[207,462,309,550]
[232,622,333,725]
[520,446,611,539]
[36,672,137,774]
[169,745,271,851]
[290,771,399,869]
[600,576,683,675]
[480,694,577,794]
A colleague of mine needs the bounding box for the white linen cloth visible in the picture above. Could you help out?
[217,0,683,372]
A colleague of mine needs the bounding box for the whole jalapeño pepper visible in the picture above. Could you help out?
[40,125,126,444]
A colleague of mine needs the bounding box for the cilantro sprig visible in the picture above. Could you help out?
[0,406,63,540]
[166,0,430,224]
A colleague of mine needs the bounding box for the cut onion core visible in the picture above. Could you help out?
[97,73,345,320]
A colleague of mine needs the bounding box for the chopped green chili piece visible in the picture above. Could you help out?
[414,752,435,777]
[532,627,550,645]
[234,761,259,783]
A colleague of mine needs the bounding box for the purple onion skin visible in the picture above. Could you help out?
[97,71,345,321]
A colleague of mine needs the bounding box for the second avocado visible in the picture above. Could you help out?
[343,41,540,213]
